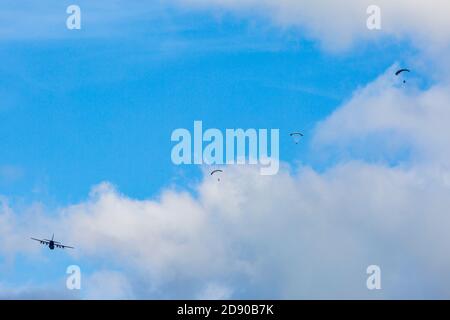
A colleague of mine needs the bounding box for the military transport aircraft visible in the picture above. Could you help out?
[31,234,74,250]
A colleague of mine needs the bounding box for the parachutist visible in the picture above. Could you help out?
[396,68,410,84]
[290,132,304,144]
[211,169,223,182]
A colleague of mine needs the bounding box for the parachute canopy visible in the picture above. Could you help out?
[395,68,411,83]
[290,132,304,144]
[395,68,410,76]
[210,169,223,181]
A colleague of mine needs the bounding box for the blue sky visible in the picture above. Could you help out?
[0,4,409,202]
[2,1,450,299]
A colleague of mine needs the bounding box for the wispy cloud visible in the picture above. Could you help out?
[176,0,450,51]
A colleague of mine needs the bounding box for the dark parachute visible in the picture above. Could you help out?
[210,169,223,181]
[395,68,410,76]
[290,132,304,144]
[395,68,410,83]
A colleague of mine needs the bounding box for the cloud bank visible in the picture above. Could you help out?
[3,68,450,298]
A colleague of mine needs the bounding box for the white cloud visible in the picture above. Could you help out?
[0,197,60,265]
[0,198,37,258]
[13,161,445,298]
[84,270,135,299]
[0,282,79,299]
[175,0,450,51]
[314,66,450,164]
[196,283,233,300]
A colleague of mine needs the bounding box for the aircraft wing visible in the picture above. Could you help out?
[55,243,74,249]
[31,237,50,245]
